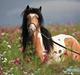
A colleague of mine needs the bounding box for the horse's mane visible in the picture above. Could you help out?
[21,5,53,53]
[41,26,53,53]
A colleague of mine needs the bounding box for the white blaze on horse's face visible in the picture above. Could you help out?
[29,13,39,18]
[28,13,39,32]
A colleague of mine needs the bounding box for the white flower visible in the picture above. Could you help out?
[6,42,9,44]
[3,40,6,43]
[2,58,7,63]
[23,71,28,75]
[3,72,8,75]
[18,37,21,40]
[3,51,7,55]
[3,40,9,44]
[1,57,4,60]
[10,67,14,71]
[7,45,11,48]
[1,32,5,36]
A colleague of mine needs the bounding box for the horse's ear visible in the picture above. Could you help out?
[26,5,29,9]
[39,6,42,11]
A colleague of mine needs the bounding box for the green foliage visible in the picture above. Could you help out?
[0,24,80,75]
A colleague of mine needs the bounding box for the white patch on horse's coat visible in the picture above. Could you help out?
[52,34,67,53]
[50,34,80,62]
[37,32,46,55]
[29,13,39,18]
[29,24,36,31]
[51,34,72,62]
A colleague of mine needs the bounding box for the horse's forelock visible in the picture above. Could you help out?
[22,7,44,25]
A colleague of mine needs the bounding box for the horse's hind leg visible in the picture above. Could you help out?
[72,40,80,61]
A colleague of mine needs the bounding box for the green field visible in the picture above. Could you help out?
[0,24,80,75]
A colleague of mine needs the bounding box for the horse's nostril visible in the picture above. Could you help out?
[28,28,32,32]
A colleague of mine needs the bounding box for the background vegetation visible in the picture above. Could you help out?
[0,24,80,75]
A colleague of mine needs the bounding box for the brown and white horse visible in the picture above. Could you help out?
[49,34,80,63]
[21,5,53,63]
[21,5,80,63]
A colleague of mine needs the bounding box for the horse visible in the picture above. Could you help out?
[49,34,80,63]
[21,5,53,63]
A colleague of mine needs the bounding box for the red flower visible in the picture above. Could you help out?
[64,51,68,56]
[10,58,21,65]
[42,54,48,63]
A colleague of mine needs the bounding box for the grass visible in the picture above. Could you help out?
[0,24,80,75]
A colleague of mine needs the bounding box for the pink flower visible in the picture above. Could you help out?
[64,51,68,56]
[19,47,25,52]
[42,54,48,63]
[19,47,23,52]
[10,58,21,65]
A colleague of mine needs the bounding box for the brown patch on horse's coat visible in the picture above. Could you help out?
[32,29,46,62]
[64,38,80,61]
[27,13,44,62]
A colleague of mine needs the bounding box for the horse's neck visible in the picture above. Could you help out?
[33,29,46,61]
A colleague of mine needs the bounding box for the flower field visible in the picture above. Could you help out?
[0,24,80,75]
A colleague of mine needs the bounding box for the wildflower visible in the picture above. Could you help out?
[3,51,7,55]
[18,37,21,40]
[14,58,21,65]
[19,47,23,52]
[3,40,7,43]
[7,45,11,48]
[1,56,4,61]
[10,58,21,65]
[10,67,13,71]
[6,42,9,44]
[72,33,75,36]
[1,32,5,36]
[2,58,7,63]
[3,72,8,75]
[3,40,9,45]
[23,71,28,75]
[64,51,68,56]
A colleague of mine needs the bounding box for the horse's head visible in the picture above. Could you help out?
[22,5,43,37]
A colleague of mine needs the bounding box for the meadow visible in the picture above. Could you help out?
[0,24,80,75]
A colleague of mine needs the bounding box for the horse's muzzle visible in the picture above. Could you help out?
[28,24,36,33]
